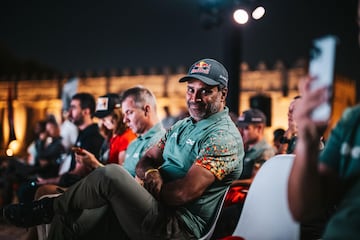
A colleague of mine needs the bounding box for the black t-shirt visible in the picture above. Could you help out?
[69,123,104,171]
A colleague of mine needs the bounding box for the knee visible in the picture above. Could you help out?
[101,164,127,181]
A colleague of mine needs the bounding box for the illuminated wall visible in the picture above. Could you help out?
[0,64,356,157]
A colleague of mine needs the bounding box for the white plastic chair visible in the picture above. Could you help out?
[224,154,300,240]
[199,186,230,240]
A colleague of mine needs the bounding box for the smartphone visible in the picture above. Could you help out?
[308,35,338,121]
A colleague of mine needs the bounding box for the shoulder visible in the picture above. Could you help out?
[341,105,360,123]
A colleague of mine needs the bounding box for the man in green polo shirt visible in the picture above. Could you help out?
[121,86,166,177]
[3,58,244,240]
[236,108,275,182]
[76,86,166,176]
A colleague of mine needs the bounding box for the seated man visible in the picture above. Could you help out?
[236,108,275,184]
[3,58,244,240]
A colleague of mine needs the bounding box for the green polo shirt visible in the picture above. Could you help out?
[240,139,275,179]
[123,123,165,177]
[158,107,244,238]
[319,105,360,239]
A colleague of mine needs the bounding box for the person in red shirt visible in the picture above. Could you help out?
[94,93,137,165]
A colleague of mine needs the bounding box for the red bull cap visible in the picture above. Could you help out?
[179,58,228,87]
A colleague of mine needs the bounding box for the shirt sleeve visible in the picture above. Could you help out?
[195,130,241,180]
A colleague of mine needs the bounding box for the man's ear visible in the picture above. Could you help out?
[144,105,150,116]
[221,88,228,100]
[83,108,90,116]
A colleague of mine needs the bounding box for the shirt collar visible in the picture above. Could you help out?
[188,107,229,128]
[138,122,165,140]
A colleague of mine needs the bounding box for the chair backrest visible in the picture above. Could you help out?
[199,186,230,240]
[232,154,299,240]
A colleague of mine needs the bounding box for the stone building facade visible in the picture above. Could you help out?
[0,61,356,157]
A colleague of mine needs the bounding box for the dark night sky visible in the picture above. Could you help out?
[1,0,359,80]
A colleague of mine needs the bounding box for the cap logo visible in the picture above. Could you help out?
[251,117,263,122]
[190,61,211,75]
[96,97,109,111]
[219,74,228,81]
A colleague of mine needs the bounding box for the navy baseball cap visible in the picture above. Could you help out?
[94,93,121,118]
[237,109,267,127]
[179,58,228,87]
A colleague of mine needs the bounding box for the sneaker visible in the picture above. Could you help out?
[2,197,54,228]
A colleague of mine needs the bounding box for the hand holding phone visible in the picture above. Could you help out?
[71,147,85,155]
[308,35,338,121]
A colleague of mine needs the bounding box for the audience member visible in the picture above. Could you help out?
[3,58,244,240]
[17,117,65,203]
[276,96,327,238]
[47,86,167,239]
[277,96,301,154]
[0,120,47,206]
[273,128,285,154]
[26,120,47,166]
[60,110,78,154]
[32,93,104,188]
[93,93,136,165]
[97,121,112,164]
[13,93,105,240]
[288,2,360,238]
[76,86,165,175]
[121,86,166,176]
[34,117,65,179]
[236,108,275,182]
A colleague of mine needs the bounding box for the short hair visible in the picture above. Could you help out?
[120,86,157,111]
[72,93,96,116]
[273,128,285,141]
[45,115,59,127]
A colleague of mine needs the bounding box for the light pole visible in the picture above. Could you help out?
[225,3,265,115]
[198,0,265,115]
[223,19,242,115]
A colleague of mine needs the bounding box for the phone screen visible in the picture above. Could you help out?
[308,35,338,121]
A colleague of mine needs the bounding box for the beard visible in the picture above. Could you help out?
[187,98,222,121]
[72,116,84,127]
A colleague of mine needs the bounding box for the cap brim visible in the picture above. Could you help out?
[237,122,250,128]
[179,75,219,86]
[94,111,111,118]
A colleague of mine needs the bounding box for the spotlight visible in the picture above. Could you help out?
[233,9,249,24]
[232,4,266,25]
[252,6,265,20]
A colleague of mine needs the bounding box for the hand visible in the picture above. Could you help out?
[295,76,329,140]
[36,177,47,184]
[143,170,163,200]
[287,120,297,136]
[74,148,103,169]
[39,132,48,141]
[135,175,144,186]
